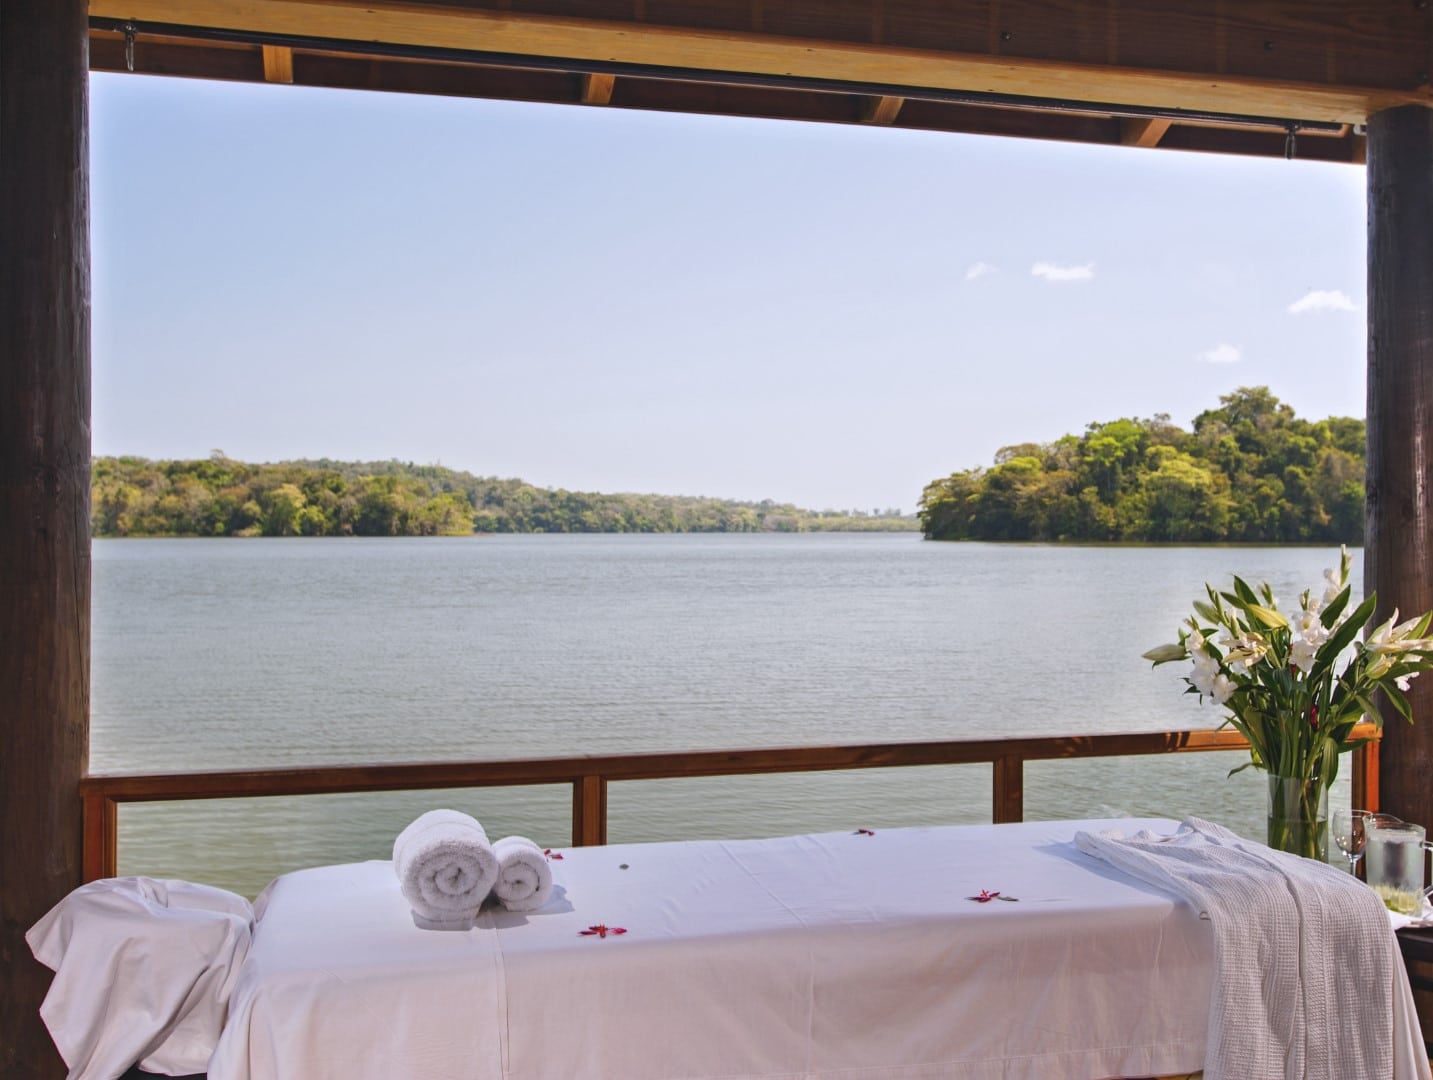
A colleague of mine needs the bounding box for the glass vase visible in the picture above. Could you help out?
[1266,774,1329,860]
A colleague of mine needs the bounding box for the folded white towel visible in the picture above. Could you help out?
[392,809,499,931]
[490,835,555,913]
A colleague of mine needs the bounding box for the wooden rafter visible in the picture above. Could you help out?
[581,71,614,105]
[1120,117,1171,148]
[87,0,1432,126]
[860,94,905,125]
[262,43,294,83]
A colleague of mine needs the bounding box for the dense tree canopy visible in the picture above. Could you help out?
[91,454,915,537]
[918,388,1365,543]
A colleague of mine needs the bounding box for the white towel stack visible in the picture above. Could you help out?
[490,835,555,913]
[392,809,499,931]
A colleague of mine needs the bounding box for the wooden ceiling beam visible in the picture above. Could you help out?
[860,95,905,125]
[581,71,615,105]
[88,0,1431,126]
[86,30,1369,163]
[262,44,294,84]
[1120,117,1171,148]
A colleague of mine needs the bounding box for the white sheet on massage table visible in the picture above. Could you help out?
[209,817,1229,1080]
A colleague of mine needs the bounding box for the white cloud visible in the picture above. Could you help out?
[1198,343,1242,365]
[1030,261,1095,282]
[964,261,997,281]
[1287,289,1356,315]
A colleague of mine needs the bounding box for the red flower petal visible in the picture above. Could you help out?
[854,828,876,836]
[579,923,626,938]
[543,849,564,860]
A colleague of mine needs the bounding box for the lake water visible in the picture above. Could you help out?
[93,534,1359,896]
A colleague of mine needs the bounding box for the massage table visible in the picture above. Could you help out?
[209,817,1230,1079]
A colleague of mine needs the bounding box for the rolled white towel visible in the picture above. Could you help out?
[490,836,555,913]
[392,809,499,931]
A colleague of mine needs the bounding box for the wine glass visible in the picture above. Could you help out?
[1332,808,1370,875]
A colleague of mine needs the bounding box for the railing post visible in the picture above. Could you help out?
[992,756,1023,823]
[1352,738,1380,813]
[82,794,117,882]
[572,774,607,846]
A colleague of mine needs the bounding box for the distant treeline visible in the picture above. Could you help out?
[92,455,915,537]
[919,387,1365,543]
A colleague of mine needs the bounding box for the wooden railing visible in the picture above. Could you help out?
[78,724,1380,882]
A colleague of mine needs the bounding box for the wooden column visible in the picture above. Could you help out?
[0,0,91,1076]
[1367,104,1433,833]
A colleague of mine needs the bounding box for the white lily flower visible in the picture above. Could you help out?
[1211,673,1237,705]
[1189,658,1218,695]
[1220,631,1268,673]
[1364,611,1433,656]
[1321,568,1342,608]
[1396,672,1417,692]
[1290,637,1319,673]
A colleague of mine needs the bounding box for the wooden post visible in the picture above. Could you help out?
[992,756,1023,824]
[0,0,91,1075]
[1367,104,1433,834]
[572,775,607,846]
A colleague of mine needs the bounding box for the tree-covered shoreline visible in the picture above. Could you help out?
[91,455,916,537]
[919,388,1364,544]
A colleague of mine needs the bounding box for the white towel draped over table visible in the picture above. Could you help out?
[1074,816,1431,1080]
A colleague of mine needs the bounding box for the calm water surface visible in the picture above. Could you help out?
[93,534,1358,895]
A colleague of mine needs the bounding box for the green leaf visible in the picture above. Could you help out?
[1231,576,1261,605]
[1383,684,1413,721]
[1320,587,1351,628]
[1353,693,1384,726]
[1316,595,1376,666]
[1320,739,1338,785]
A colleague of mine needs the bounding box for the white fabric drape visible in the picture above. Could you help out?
[27,877,254,1080]
[1074,816,1430,1080]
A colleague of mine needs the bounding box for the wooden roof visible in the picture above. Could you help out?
[87,1,1433,163]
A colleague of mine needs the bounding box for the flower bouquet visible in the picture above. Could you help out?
[1144,547,1433,859]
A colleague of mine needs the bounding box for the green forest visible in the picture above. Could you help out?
[91,455,915,537]
[918,387,1365,543]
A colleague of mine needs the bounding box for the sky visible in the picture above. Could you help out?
[90,72,1368,514]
